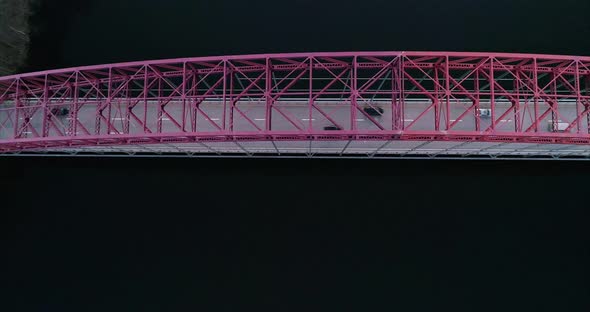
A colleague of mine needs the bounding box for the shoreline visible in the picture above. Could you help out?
[0,0,38,75]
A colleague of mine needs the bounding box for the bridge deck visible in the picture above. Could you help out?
[1,52,590,158]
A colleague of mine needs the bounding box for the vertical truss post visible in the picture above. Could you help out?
[489,57,495,132]
[398,56,405,130]
[550,71,557,129]
[445,55,450,131]
[70,71,79,136]
[574,60,585,134]
[586,75,590,134]
[191,72,197,132]
[143,67,149,134]
[157,74,163,133]
[475,68,481,132]
[533,58,539,132]
[182,62,187,132]
[13,78,19,139]
[97,68,110,135]
[308,57,314,131]
[434,65,440,131]
[42,74,49,137]
[222,59,228,131]
[229,65,234,132]
[265,58,272,131]
[107,84,114,134]
[351,56,358,131]
[392,60,399,130]
[124,78,131,134]
[514,69,521,132]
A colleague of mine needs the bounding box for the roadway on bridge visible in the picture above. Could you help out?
[2,100,589,157]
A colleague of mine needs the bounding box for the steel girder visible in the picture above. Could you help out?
[1,51,590,156]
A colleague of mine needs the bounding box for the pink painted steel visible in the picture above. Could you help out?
[1,51,590,153]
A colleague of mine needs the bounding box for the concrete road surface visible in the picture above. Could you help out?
[1,99,590,157]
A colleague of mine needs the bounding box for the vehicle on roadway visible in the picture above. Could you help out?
[477,108,491,118]
[323,125,342,131]
[548,120,569,132]
[363,106,384,117]
[50,108,69,117]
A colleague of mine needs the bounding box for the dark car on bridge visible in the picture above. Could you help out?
[363,106,384,116]
[51,108,69,116]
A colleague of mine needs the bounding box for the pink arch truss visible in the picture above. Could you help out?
[2,51,590,158]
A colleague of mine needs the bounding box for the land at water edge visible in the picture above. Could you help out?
[0,0,39,75]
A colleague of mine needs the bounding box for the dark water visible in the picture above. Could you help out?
[24,0,590,71]
[3,1,590,311]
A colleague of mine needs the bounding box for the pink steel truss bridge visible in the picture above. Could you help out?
[2,51,590,159]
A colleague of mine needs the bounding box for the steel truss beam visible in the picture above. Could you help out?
[2,51,590,157]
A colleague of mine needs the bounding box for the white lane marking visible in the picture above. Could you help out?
[109,132,119,135]
[23,132,32,135]
[255,118,266,121]
[500,119,513,122]
[356,119,365,121]
[160,118,170,121]
[210,118,220,121]
[404,119,414,122]
[302,118,315,121]
[450,119,463,122]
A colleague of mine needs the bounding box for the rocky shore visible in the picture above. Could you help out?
[0,0,38,75]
